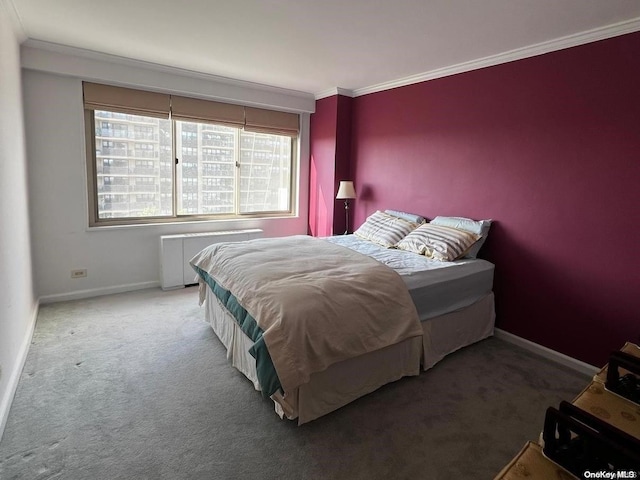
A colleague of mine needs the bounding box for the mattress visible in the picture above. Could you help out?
[326,235,495,321]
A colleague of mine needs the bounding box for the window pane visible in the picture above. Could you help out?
[239,132,291,213]
[95,111,172,219]
[175,121,237,215]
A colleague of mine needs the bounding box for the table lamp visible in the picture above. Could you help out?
[336,181,357,235]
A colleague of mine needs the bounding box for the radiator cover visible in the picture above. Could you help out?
[159,229,263,290]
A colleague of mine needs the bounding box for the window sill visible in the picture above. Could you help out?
[86,214,298,232]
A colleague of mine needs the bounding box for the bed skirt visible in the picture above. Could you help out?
[204,287,495,424]
[422,292,495,370]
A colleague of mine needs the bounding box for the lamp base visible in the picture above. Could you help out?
[344,200,350,235]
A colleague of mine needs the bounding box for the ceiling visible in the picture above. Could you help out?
[7,0,640,96]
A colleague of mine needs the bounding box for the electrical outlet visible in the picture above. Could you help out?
[71,269,87,278]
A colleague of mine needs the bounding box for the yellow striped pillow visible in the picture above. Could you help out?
[396,224,480,261]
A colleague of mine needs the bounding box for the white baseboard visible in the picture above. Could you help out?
[39,281,160,304]
[494,328,598,377]
[0,300,39,442]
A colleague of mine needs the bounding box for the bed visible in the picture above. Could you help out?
[190,222,495,425]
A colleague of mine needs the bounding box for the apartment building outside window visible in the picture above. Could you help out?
[83,82,299,226]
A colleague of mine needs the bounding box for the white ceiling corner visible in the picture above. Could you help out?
[1,0,27,41]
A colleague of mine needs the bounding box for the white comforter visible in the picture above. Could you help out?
[190,235,423,393]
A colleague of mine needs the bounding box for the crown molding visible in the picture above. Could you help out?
[0,0,27,42]
[21,39,316,109]
[12,12,640,103]
[314,87,354,100]
[352,16,640,97]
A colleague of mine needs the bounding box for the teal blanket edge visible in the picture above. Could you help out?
[193,266,282,398]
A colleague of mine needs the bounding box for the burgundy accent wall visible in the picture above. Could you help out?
[309,96,337,237]
[309,95,353,236]
[350,32,640,366]
[333,95,353,234]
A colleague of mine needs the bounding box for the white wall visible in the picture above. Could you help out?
[22,45,314,302]
[0,1,37,438]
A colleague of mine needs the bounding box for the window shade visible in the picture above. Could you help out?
[244,107,299,136]
[83,82,170,118]
[83,82,299,136]
[171,96,245,128]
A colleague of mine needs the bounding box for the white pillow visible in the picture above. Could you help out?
[430,216,492,258]
[384,210,426,225]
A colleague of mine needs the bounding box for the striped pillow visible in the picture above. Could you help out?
[430,216,492,258]
[395,224,480,261]
[354,211,420,248]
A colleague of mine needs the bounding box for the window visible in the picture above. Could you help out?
[84,82,298,226]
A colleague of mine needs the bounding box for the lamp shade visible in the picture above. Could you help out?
[336,181,356,199]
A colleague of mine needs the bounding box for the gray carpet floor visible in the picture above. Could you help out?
[0,287,590,479]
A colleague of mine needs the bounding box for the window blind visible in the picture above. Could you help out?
[245,106,299,136]
[171,95,245,128]
[83,82,170,119]
[83,82,299,135]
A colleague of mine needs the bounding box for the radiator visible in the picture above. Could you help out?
[159,229,263,290]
